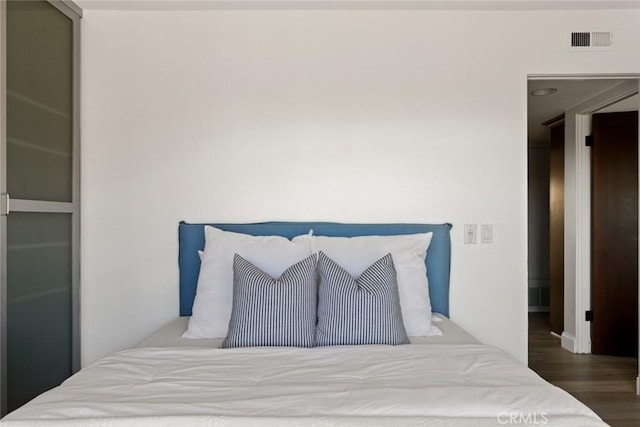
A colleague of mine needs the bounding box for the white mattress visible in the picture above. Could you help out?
[1,316,604,427]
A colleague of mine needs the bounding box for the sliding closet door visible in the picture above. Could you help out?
[1,0,80,415]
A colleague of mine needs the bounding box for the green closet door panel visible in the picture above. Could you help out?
[6,213,72,412]
[3,0,79,416]
[6,0,73,202]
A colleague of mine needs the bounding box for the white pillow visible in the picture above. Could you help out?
[184,226,312,339]
[293,232,441,337]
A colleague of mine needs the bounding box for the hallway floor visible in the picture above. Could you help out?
[528,313,640,426]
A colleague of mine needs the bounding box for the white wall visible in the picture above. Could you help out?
[80,8,640,365]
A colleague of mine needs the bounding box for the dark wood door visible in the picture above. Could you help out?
[549,122,565,336]
[591,111,638,357]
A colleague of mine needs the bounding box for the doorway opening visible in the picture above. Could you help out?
[526,75,639,390]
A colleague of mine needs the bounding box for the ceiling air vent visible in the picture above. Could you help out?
[570,32,613,48]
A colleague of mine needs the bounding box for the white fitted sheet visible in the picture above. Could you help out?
[136,314,473,349]
[2,318,604,427]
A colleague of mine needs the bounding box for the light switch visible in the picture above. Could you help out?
[481,224,493,244]
[464,224,477,244]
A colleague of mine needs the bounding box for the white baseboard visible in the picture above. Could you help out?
[561,332,576,353]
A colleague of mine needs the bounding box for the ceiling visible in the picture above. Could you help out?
[528,79,639,148]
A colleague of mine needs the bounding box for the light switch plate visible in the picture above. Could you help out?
[481,224,493,244]
[464,224,477,244]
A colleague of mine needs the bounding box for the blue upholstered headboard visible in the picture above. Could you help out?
[178,222,453,317]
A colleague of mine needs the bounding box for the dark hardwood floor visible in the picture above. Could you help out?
[528,312,640,426]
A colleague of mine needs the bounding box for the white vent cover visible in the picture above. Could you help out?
[570,32,613,48]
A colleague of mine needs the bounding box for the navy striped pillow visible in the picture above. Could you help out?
[222,254,318,348]
[316,251,409,346]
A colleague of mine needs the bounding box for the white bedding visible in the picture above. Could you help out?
[2,323,604,426]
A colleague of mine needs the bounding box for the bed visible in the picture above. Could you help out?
[1,222,605,426]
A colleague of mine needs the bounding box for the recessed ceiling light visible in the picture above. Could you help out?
[530,88,558,96]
